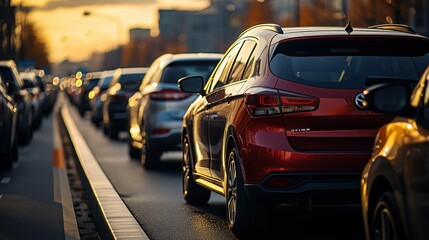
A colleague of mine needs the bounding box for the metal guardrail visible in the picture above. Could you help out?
[60,105,149,240]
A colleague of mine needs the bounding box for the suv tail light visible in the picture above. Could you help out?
[150,90,191,101]
[245,88,318,116]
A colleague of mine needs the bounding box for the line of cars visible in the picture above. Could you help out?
[64,23,429,239]
[0,60,58,170]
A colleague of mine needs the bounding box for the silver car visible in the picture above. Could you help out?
[127,53,221,168]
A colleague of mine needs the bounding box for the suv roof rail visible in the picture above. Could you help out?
[239,23,284,38]
[368,24,417,34]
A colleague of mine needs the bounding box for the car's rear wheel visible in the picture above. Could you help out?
[182,134,210,204]
[141,137,161,169]
[12,136,18,162]
[227,147,265,238]
[19,110,33,145]
[0,147,13,170]
[371,191,404,240]
[128,139,141,159]
[108,123,118,139]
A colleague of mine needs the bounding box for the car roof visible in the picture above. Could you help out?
[279,26,429,39]
[117,67,149,74]
[239,24,429,43]
[156,53,223,68]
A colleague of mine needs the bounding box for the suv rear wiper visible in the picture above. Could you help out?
[365,76,418,86]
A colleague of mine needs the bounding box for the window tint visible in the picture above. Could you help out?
[140,61,160,90]
[270,37,429,89]
[85,79,100,90]
[227,40,257,84]
[100,76,113,90]
[159,61,218,85]
[208,43,242,92]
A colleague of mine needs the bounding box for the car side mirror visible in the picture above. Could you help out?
[363,82,413,117]
[178,76,205,96]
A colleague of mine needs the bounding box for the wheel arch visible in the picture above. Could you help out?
[366,156,409,239]
[223,125,243,192]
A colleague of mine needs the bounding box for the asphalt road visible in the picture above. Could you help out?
[67,99,365,240]
[0,111,65,240]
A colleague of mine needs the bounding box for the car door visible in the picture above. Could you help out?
[403,72,429,240]
[208,40,258,180]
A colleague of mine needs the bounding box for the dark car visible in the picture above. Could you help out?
[102,67,148,139]
[20,71,44,130]
[126,53,221,166]
[0,60,33,145]
[90,70,114,127]
[77,71,102,116]
[178,23,429,237]
[361,66,429,240]
[0,74,18,170]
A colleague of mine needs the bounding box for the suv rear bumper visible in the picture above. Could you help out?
[244,173,361,205]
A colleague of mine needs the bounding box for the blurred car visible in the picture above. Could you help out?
[90,70,114,127]
[127,53,221,165]
[361,66,429,240]
[43,75,59,115]
[177,23,429,237]
[0,60,33,145]
[77,71,102,116]
[32,69,48,115]
[0,74,18,170]
[103,67,148,139]
[20,71,44,130]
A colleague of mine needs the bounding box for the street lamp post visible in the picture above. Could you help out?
[82,11,123,49]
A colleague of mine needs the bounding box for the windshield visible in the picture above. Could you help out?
[270,37,429,89]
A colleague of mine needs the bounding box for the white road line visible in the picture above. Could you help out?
[0,177,11,184]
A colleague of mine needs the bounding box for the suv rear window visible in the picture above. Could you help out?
[160,61,218,84]
[270,37,429,89]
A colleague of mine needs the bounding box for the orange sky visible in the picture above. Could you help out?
[14,0,209,63]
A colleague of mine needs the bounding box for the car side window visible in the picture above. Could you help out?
[140,60,160,91]
[208,42,242,93]
[227,40,257,85]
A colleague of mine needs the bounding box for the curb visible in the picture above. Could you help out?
[60,105,149,240]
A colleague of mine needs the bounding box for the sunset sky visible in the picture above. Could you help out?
[13,0,209,63]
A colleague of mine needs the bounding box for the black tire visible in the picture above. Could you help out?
[108,123,118,139]
[227,147,265,238]
[128,139,141,159]
[371,191,404,240]
[182,135,211,204]
[33,115,42,130]
[141,138,161,169]
[0,148,13,171]
[79,107,85,117]
[19,110,33,145]
[12,137,18,162]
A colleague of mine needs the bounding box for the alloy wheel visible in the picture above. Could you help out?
[227,154,237,227]
[182,138,190,196]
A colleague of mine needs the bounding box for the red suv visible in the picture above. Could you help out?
[178,23,429,237]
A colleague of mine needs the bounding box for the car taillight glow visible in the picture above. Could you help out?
[152,129,170,134]
[150,90,191,101]
[280,96,318,113]
[245,91,318,116]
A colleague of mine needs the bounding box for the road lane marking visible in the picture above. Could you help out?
[1,177,11,184]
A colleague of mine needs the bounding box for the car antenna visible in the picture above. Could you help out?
[345,21,353,34]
